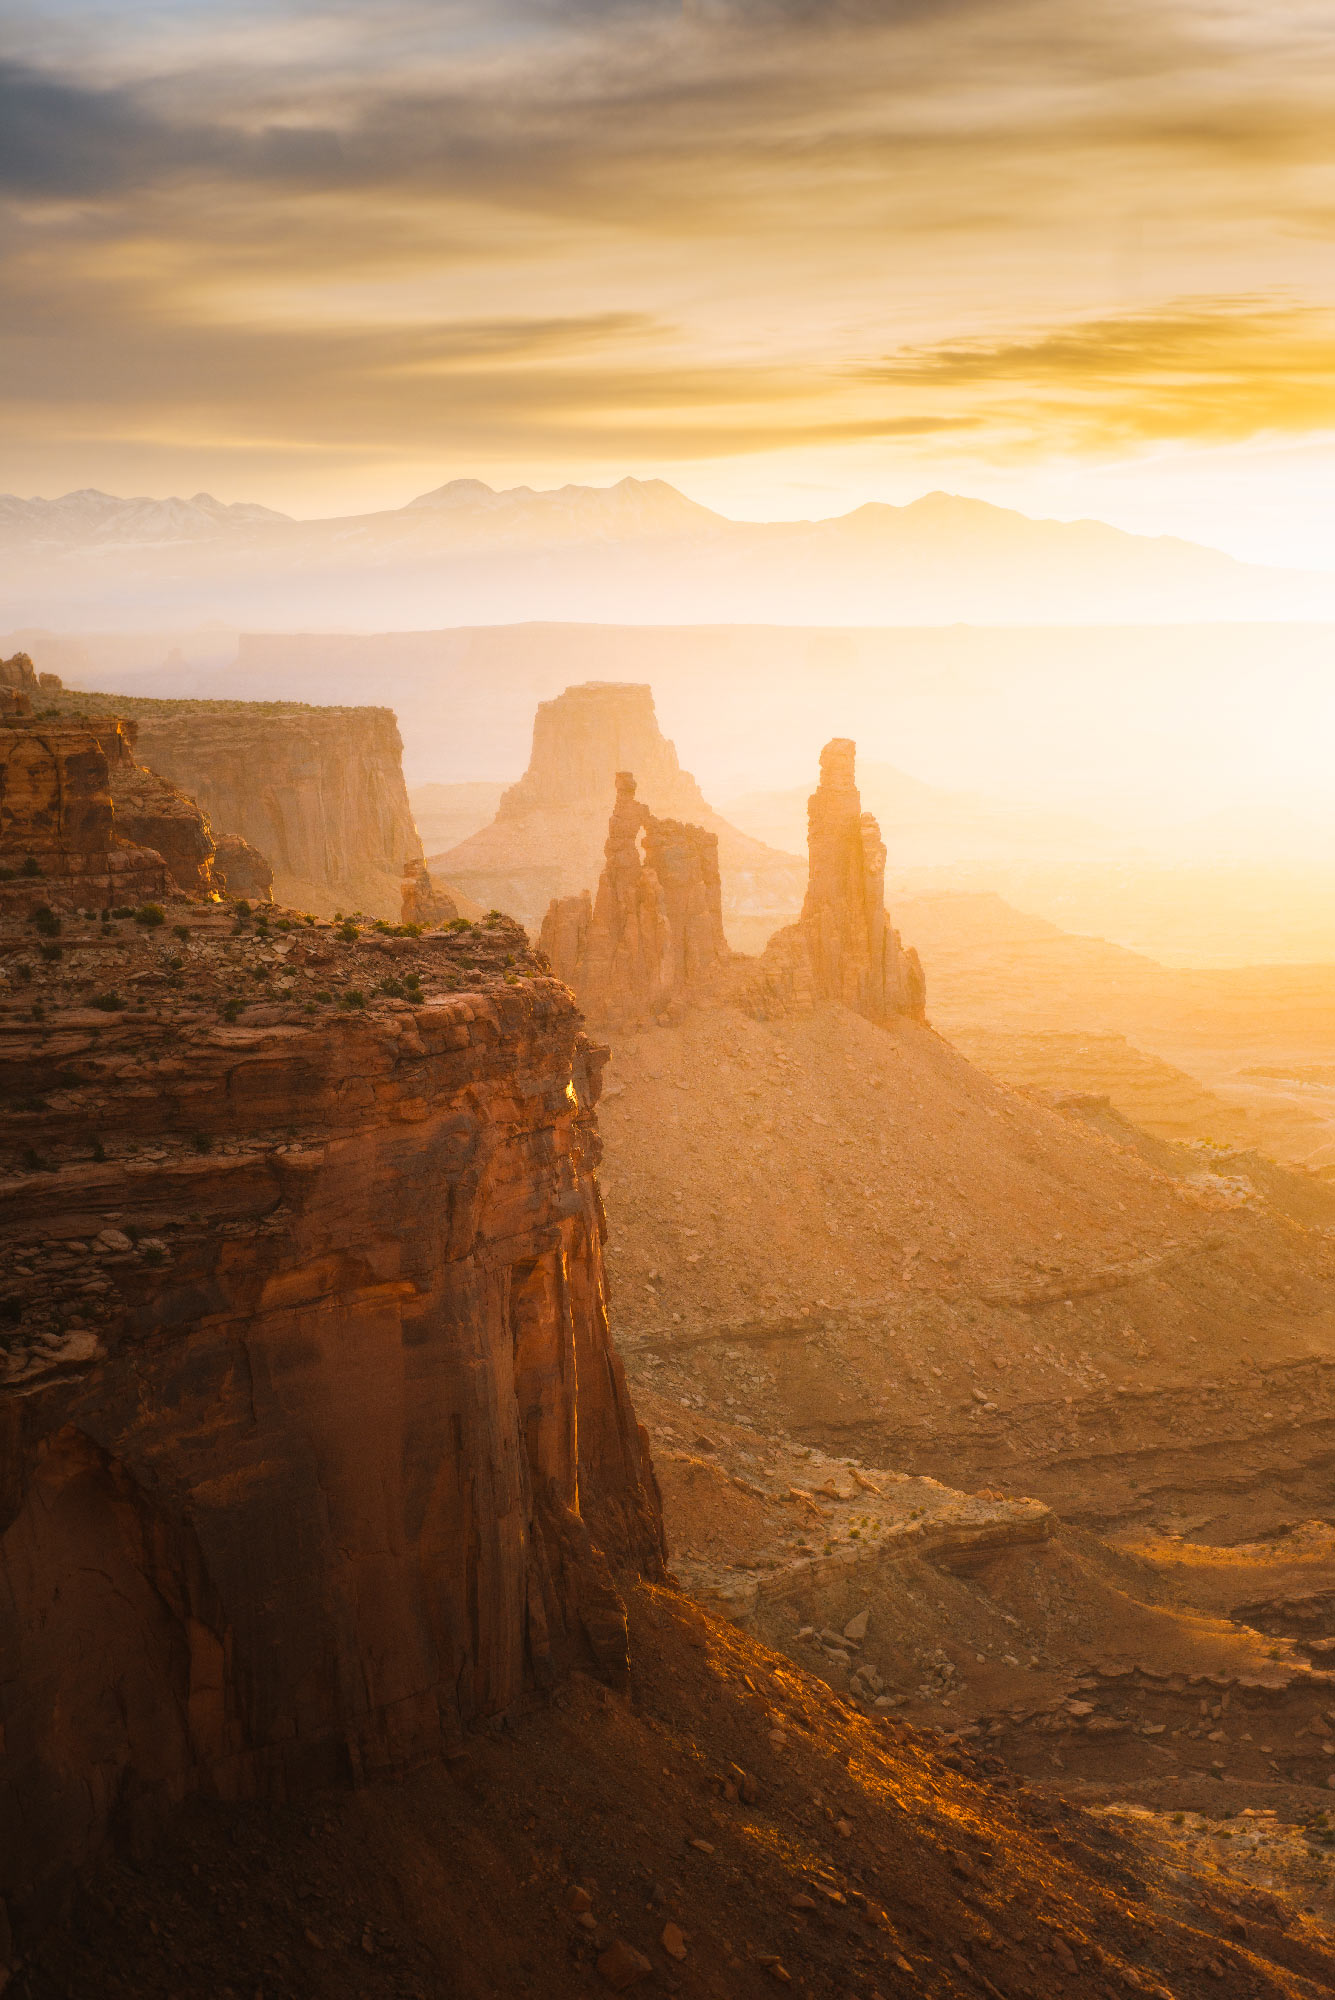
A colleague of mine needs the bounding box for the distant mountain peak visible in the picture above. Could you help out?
[402,474,719,530]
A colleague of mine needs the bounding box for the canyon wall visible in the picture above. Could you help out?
[0,901,664,1940]
[43,692,421,920]
[0,697,170,909]
[435,681,804,939]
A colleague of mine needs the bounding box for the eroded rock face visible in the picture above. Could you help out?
[0,906,664,1938]
[212,831,274,903]
[437,682,804,937]
[0,699,169,909]
[108,740,218,897]
[400,856,460,927]
[98,699,420,920]
[753,738,925,1023]
[539,774,730,1025]
[0,652,61,694]
[544,744,923,1030]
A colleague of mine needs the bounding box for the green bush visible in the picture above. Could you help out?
[340,988,367,1009]
[90,992,124,1011]
[134,904,165,928]
[338,920,359,942]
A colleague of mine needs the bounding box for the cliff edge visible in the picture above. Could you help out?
[0,901,663,1938]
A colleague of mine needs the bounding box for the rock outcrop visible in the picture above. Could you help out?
[542,741,923,1031]
[753,738,926,1023]
[38,691,421,920]
[211,831,273,903]
[0,695,170,909]
[400,855,460,928]
[539,774,730,1025]
[435,682,804,940]
[0,901,664,1939]
[0,651,62,694]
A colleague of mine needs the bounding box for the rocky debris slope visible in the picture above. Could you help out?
[434,681,805,940]
[595,1004,1335,1532]
[17,1583,1335,2000]
[39,686,420,920]
[0,897,664,1938]
[635,1389,1335,1820]
[540,773,731,1026]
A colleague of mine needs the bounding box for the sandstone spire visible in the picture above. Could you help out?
[539,772,730,1024]
[757,738,925,1022]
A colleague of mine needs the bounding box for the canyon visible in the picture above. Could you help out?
[5,675,1335,1997]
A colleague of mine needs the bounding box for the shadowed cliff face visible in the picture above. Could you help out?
[0,903,663,1939]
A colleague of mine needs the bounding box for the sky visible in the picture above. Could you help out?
[4,0,1335,564]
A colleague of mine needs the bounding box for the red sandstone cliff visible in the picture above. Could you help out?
[0,698,171,909]
[0,903,664,1939]
[435,681,804,939]
[41,691,421,920]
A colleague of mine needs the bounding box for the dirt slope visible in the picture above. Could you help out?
[597,1004,1335,1529]
[19,1585,1335,2000]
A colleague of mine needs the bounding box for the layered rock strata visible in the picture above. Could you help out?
[0,696,170,910]
[538,773,730,1025]
[41,688,421,920]
[435,681,804,938]
[0,902,664,1939]
[754,737,926,1023]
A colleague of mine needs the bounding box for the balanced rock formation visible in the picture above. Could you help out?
[0,901,664,1937]
[0,694,170,909]
[755,738,926,1023]
[434,682,804,939]
[539,773,730,1024]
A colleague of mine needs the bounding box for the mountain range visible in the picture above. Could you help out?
[4,477,1334,628]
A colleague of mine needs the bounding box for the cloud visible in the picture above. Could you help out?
[3,0,1335,497]
[861,301,1335,448]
